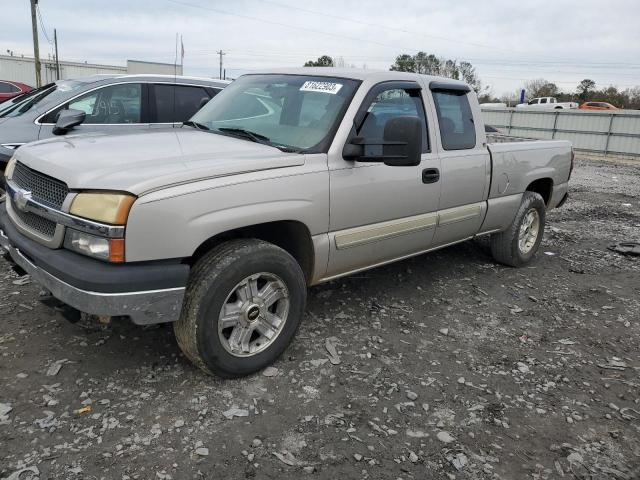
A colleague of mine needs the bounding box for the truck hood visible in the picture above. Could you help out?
[13,129,305,195]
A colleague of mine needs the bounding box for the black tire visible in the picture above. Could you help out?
[174,239,307,378]
[490,191,546,267]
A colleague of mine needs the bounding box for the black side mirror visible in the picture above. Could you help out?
[342,116,422,167]
[52,108,86,135]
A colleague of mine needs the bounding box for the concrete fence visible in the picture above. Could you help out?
[481,108,640,158]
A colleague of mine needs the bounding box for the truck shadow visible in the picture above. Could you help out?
[27,238,496,377]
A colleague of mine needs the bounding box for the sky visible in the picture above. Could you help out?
[2,0,640,97]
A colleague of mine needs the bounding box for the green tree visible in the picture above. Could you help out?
[389,54,416,72]
[304,55,334,67]
[389,52,483,93]
[577,79,596,101]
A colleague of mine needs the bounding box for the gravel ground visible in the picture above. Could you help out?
[1,157,639,480]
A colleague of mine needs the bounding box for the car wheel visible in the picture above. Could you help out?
[490,191,546,267]
[174,239,307,378]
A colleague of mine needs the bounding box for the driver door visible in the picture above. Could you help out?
[325,81,441,280]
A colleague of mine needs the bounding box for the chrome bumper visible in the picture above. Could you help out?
[0,227,185,325]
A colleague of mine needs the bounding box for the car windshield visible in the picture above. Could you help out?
[0,79,86,118]
[189,74,359,151]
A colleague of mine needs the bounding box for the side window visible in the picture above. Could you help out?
[0,82,14,93]
[66,84,142,124]
[153,84,211,123]
[358,87,429,153]
[432,90,476,150]
[540,98,548,104]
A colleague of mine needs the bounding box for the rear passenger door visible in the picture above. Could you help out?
[149,84,216,127]
[430,85,490,246]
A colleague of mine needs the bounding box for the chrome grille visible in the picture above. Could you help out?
[12,204,57,239]
[12,162,69,209]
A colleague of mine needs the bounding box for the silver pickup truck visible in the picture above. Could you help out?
[0,68,572,377]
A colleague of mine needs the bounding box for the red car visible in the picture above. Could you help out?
[0,80,33,103]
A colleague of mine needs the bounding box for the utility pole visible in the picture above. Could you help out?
[30,0,42,87]
[216,50,226,80]
[54,28,60,80]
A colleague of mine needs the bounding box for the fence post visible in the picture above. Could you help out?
[604,114,614,156]
[508,109,514,134]
[552,111,559,139]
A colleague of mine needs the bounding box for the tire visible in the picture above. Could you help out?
[490,191,546,267]
[174,239,307,378]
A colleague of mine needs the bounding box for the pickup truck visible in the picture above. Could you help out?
[516,97,578,109]
[0,68,573,378]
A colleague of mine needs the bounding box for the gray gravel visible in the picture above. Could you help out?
[1,156,639,479]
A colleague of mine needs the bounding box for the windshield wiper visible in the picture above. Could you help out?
[216,127,301,153]
[183,120,210,130]
[217,127,270,143]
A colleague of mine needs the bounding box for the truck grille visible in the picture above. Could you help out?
[12,206,57,239]
[13,161,69,209]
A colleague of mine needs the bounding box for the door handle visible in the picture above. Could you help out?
[422,168,440,184]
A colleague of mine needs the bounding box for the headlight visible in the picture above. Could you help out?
[70,192,136,225]
[4,156,16,180]
[64,229,125,263]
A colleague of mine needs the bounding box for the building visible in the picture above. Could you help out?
[0,54,183,87]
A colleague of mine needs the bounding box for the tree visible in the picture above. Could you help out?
[524,78,559,99]
[577,79,596,101]
[303,55,334,67]
[389,52,484,93]
[390,54,416,72]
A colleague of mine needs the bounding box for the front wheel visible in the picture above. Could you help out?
[490,191,546,267]
[174,239,307,378]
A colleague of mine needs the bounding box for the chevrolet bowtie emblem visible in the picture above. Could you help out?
[14,188,32,211]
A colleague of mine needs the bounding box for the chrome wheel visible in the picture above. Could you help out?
[518,208,540,254]
[217,272,290,357]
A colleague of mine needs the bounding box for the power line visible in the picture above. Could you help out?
[36,4,52,45]
[257,0,571,62]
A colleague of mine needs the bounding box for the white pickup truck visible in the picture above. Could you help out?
[516,97,578,110]
[0,68,573,377]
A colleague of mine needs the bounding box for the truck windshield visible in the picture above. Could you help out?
[0,80,85,118]
[190,74,359,151]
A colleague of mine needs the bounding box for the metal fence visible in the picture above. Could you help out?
[481,108,640,157]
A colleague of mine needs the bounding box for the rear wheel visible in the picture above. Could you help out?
[174,239,307,378]
[490,191,546,267]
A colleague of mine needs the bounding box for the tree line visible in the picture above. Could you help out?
[499,78,640,109]
[302,54,640,109]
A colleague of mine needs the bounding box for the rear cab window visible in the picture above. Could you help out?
[432,89,476,150]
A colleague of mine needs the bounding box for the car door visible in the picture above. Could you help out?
[38,83,149,139]
[149,83,215,128]
[325,81,441,279]
[430,85,490,246]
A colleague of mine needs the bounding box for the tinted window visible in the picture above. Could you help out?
[540,98,548,104]
[432,90,476,150]
[358,88,428,153]
[154,84,211,123]
[0,82,14,93]
[63,83,142,124]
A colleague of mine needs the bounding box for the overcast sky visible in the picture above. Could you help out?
[2,0,639,96]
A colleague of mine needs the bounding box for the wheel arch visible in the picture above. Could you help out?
[525,177,553,206]
[189,220,315,284]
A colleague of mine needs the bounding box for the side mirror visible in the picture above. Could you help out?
[342,116,422,167]
[52,109,86,135]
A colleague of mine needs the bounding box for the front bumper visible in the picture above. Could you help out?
[0,204,188,325]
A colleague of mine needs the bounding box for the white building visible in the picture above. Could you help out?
[0,55,183,87]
